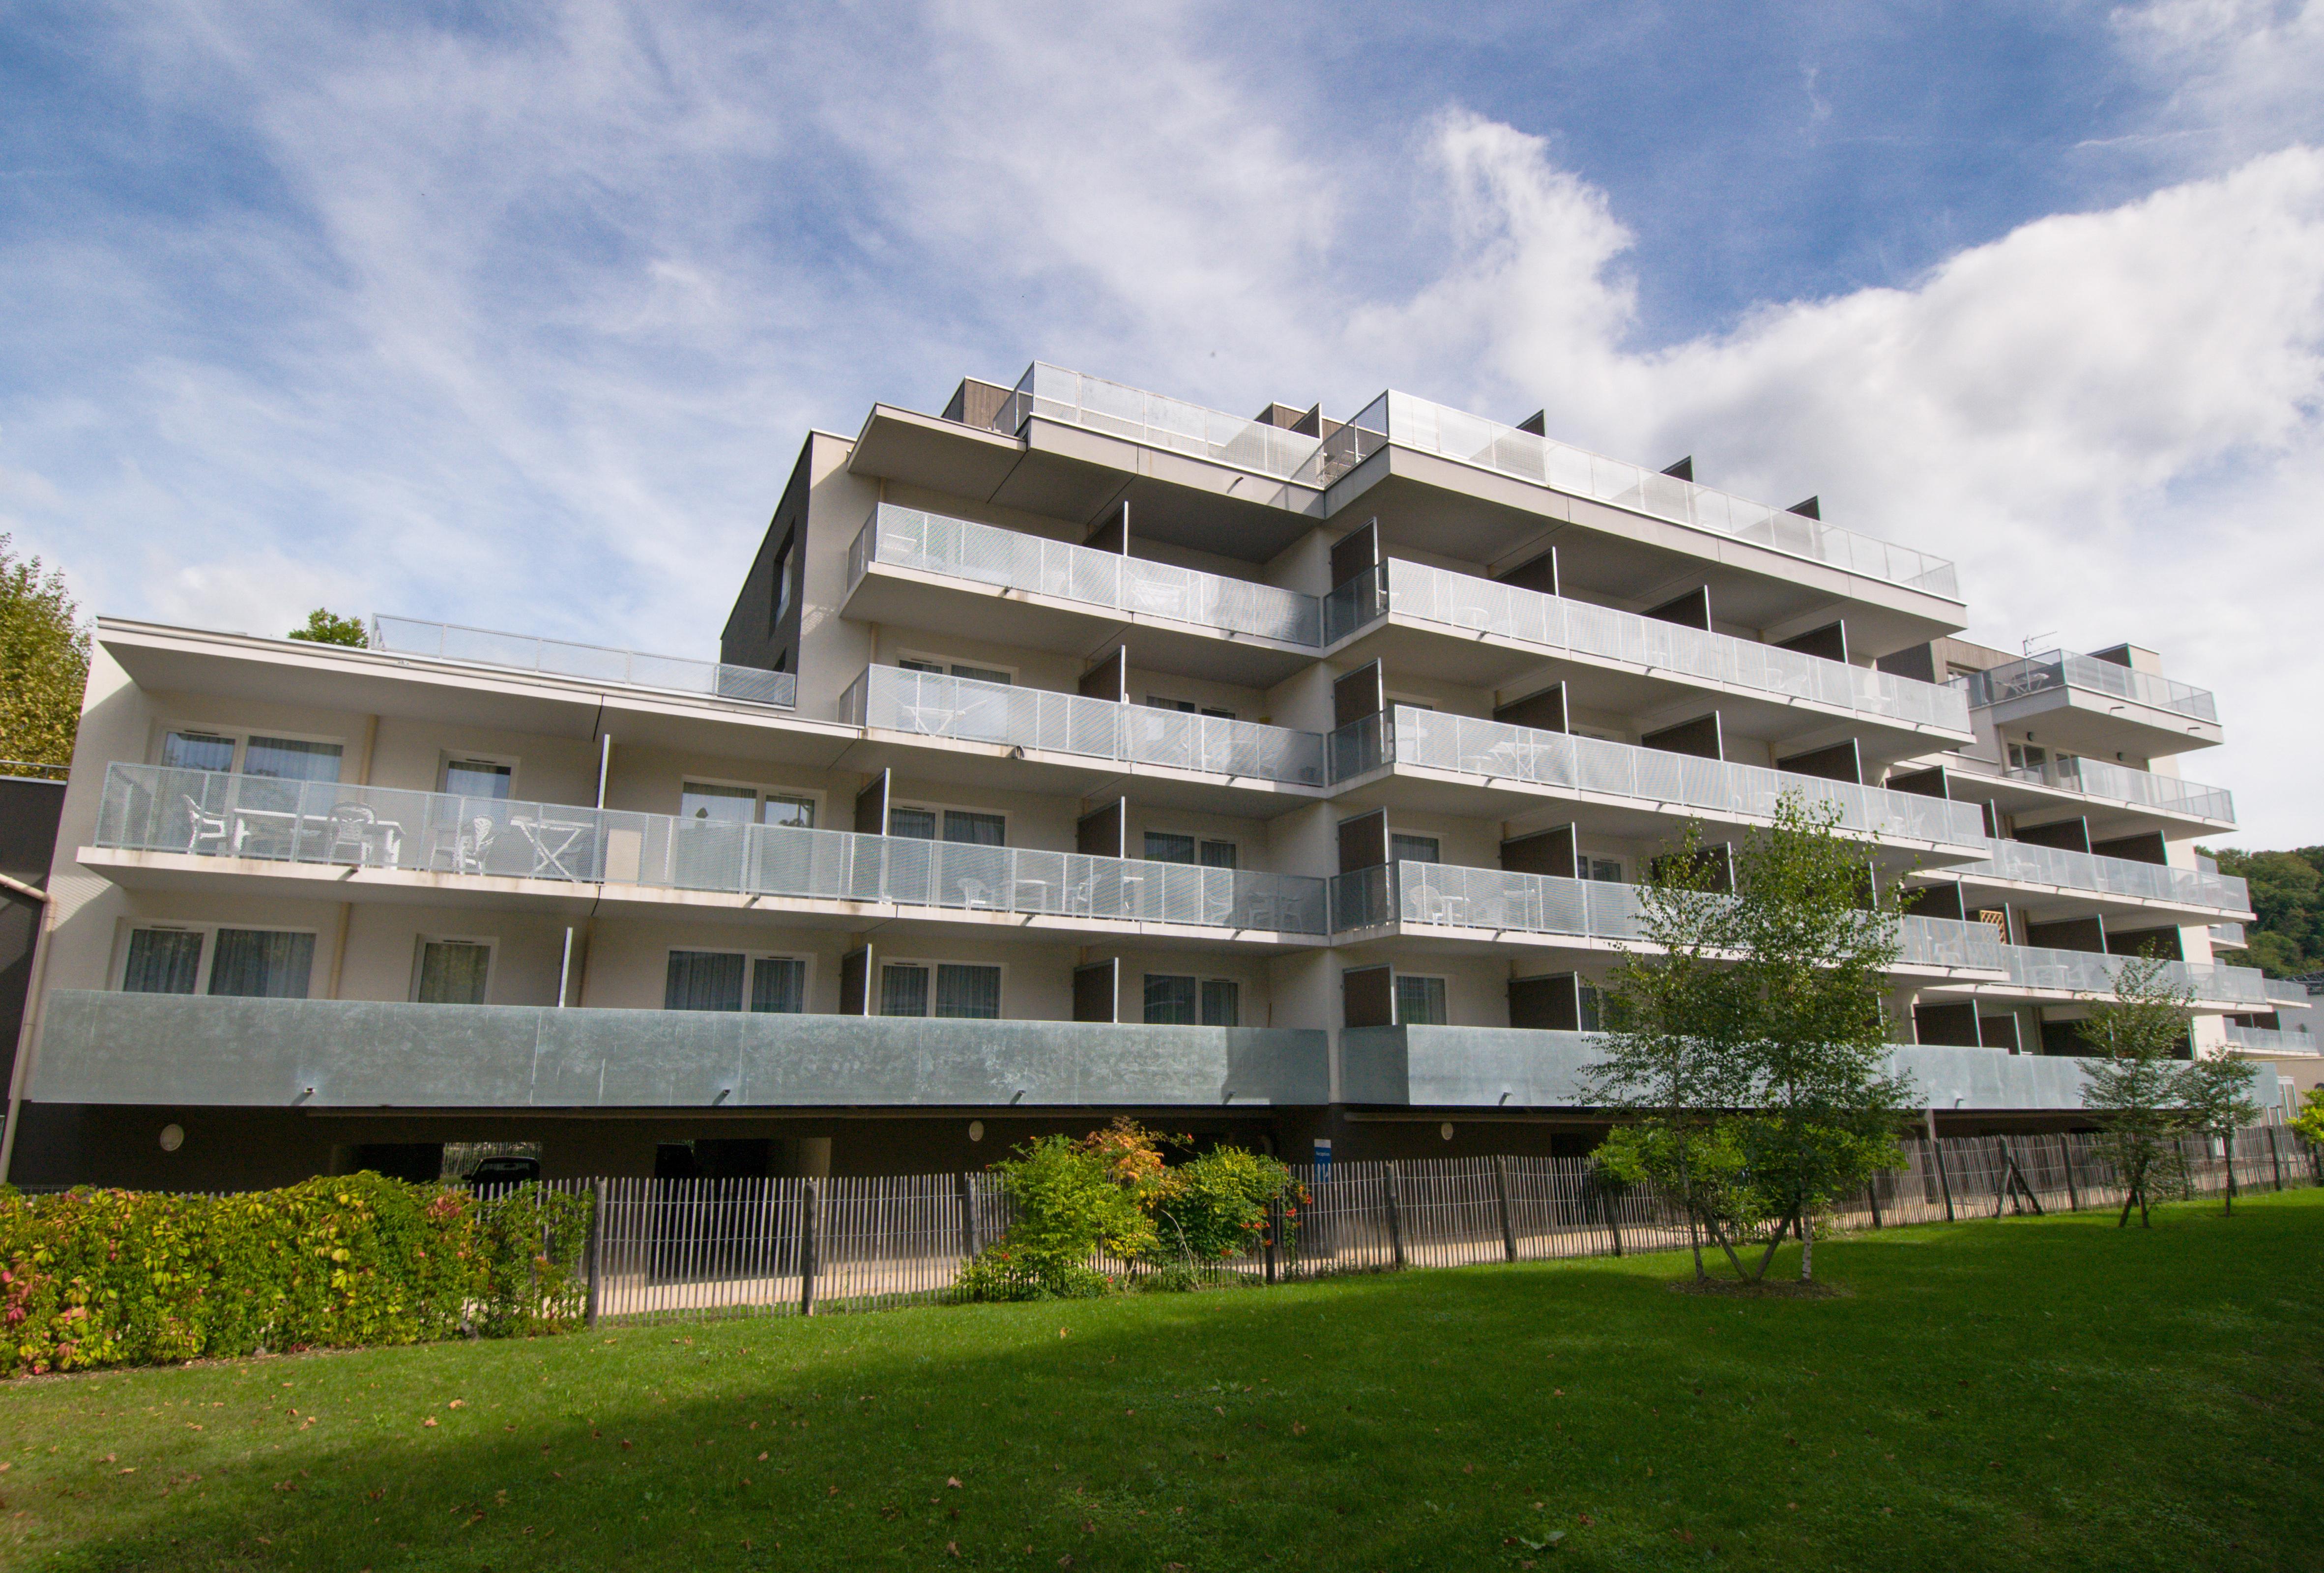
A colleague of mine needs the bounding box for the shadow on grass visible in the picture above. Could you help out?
[14,1192,2322,1573]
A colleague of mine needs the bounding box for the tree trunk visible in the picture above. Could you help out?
[2223,1139,2237,1216]
[2117,1191,2135,1228]
[1701,1213,1751,1280]
[1799,1209,1815,1283]
[1680,1144,1707,1283]
[1748,1212,1794,1282]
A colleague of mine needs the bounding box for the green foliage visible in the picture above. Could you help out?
[287,608,370,647]
[1593,1119,1763,1245]
[2205,845,2324,977]
[0,535,90,771]
[0,1174,591,1376]
[1150,1146,1303,1265]
[2079,954,2197,1225]
[2292,1086,2324,1148]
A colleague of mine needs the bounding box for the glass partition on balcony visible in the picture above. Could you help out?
[1936,838,2252,914]
[1333,860,2000,970]
[94,764,1329,935]
[1332,706,1989,846]
[1324,558,1970,734]
[1998,944,2266,1006]
[1937,751,2234,823]
[848,504,1321,645]
[1955,650,2218,724]
[997,364,1325,483]
[1303,391,1960,600]
[844,666,1327,786]
[371,616,796,709]
[2223,1023,2320,1056]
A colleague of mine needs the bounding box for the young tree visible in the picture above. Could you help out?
[1727,793,1914,1283]
[2293,1085,2324,1150]
[288,609,369,647]
[0,536,90,771]
[2178,1056,2262,1216]
[2078,954,2196,1227]
[1585,824,1758,1282]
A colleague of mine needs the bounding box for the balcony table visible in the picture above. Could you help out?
[512,815,591,881]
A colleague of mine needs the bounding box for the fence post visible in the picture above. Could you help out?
[1865,1176,1882,1230]
[585,1178,606,1330]
[2266,1126,2284,1192]
[1491,1155,1518,1262]
[1384,1163,1407,1270]
[2061,1136,2081,1213]
[1931,1137,1955,1223]
[799,1179,820,1317]
[955,1171,981,1260]
[1265,1198,1280,1285]
[1595,1169,1624,1257]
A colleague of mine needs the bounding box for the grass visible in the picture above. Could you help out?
[2,1191,2319,1573]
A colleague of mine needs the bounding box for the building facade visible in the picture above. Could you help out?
[8,364,2289,1189]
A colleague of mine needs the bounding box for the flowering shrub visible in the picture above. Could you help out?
[0,1175,591,1377]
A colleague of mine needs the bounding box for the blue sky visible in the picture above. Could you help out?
[3,0,2323,843]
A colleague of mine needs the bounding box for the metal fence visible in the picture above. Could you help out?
[1929,836,2251,915]
[1956,649,2217,724]
[570,1126,2319,1326]
[371,615,797,709]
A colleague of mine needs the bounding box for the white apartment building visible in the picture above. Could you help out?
[9,364,2279,1188]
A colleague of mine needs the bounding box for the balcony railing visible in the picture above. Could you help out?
[2223,1024,2320,1057]
[848,503,1321,645]
[1329,859,2002,970]
[1997,944,2266,1006]
[93,764,1329,935]
[1956,650,2218,724]
[1937,751,2234,823]
[1935,838,2252,914]
[1306,390,1960,599]
[844,665,1328,786]
[1324,558,1971,735]
[370,615,797,709]
[1331,706,1989,847]
[996,363,1325,484]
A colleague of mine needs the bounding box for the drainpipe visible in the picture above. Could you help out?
[0,871,57,1187]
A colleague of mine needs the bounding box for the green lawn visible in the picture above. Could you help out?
[2,1191,2319,1573]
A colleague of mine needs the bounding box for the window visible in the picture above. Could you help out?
[880,961,1001,1019]
[1144,974,1240,1026]
[160,729,342,782]
[1391,833,1441,865]
[1200,840,1237,869]
[1578,982,1604,1031]
[772,535,796,624]
[889,805,1005,845]
[1144,832,1196,864]
[1394,974,1448,1026]
[1584,856,1624,883]
[1146,696,1236,719]
[414,939,493,1005]
[206,930,314,998]
[751,957,807,1014]
[902,657,1011,685]
[122,928,204,994]
[666,951,748,1012]
[679,781,816,828]
[444,758,515,799]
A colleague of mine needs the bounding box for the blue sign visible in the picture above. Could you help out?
[1312,1137,1332,1177]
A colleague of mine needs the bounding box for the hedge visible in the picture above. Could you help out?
[0,1174,593,1377]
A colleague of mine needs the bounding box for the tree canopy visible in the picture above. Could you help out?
[288,609,369,647]
[0,536,90,771]
[2203,845,2324,978]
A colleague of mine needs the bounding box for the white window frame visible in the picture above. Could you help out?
[112,920,322,996]
[899,651,1017,686]
[410,934,497,1005]
[875,957,1006,1019]
[677,776,824,829]
[154,723,349,776]
[439,751,522,797]
[888,799,1009,845]
[659,948,817,1012]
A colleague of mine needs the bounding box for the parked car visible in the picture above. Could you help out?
[465,1155,541,1188]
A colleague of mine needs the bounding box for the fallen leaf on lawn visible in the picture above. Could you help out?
[758,1452,769,1461]
[946,1477,962,1489]
[829,1485,841,1496]
[1552,1389,1564,1398]
[620,1440,634,1450]
[447,1400,465,1409]
[1291,1423,1306,1435]
[945,1542,959,1558]
[423,1419,438,1428]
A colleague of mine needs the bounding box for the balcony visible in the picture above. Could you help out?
[1329,859,2003,974]
[1332,706,1990,851]
[1958,650,2217,725]
[1306,390,1961,600]
[844,665,1328,788]
[371,615,797,709]
[91,764,1331,937]
[993,363,1327,485]
[843,505,1320,684]
[1937,751,2234,826]
[1924,838,2253,917]
[1990,944,2266,1008]
[29,991,1332,1109]
[1340,1026,2121,1111]
[2223,1023,2321,1057]
[1324,558,1972,739]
